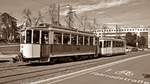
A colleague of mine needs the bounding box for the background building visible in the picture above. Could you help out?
[95,24,150,48]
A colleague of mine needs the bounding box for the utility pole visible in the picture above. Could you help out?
[66,4,74,29]
[57,3,60,25]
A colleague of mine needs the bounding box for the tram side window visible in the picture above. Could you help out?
[121,41,124,47]
[104,41,111,47]
[54,32,62,44]
[113,41,117,47]
[119,41,124,47]
[90,37,93,45]
[113,41,115,47]
[104,41,107,47]
[78,35,83,45]
[63,33,70,45]
[84,36,88,45]
[33,30,40,44]
[113,41,123,47]
[107,41,111,47]
[41,31,49,44]
[117,41,121,47]
[118,42,120,47]
[26,30,32,43]
[71,34,77,45]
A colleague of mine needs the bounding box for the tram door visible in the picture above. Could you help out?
[32,30,41,58]
[41,31,49,60]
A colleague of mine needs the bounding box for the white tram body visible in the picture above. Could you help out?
[99,38,126,56]
[18,25,97,63]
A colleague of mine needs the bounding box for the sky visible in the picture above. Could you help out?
[0,0,150,25]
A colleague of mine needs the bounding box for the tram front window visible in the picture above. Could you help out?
[21,32,25,43]
[33,30,40,44]
[26,30,32,43]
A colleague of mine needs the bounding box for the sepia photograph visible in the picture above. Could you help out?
[0,0,150,84]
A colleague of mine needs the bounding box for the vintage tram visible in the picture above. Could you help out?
[99,38,126,56]
[14,25,97,63]
[13,25,126,63]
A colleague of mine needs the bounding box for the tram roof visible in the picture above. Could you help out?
[21,25,95,36]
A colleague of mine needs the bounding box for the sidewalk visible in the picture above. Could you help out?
[0,54,17,63]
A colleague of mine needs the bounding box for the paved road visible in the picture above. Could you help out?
[32,53,150,84]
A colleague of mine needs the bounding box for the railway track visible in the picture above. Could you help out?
[0,62,29,72]
[0,51,149,84]
[0,55,127,83]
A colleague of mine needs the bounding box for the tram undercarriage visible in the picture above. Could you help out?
[12,52,98,63]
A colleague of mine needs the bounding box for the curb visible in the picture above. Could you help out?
[0,54,17,63]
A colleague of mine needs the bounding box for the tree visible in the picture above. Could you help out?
[48,3,59,25]
[65,5,74,28]
[0,13,18,42]
[22,8,32,27]
[125,32,137,47]
[138,36,146,49]
[133,34,137,47]
[34,11,43,26]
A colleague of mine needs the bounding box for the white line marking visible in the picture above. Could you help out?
[31,54,150,84]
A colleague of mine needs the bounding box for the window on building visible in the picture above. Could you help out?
[99,33,101,35]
